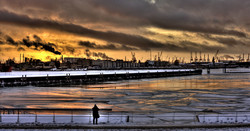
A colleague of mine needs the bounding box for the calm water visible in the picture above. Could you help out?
[0,69,249,113]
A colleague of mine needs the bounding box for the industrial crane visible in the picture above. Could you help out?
[158,51,162,61]
[131,52,137,63]
[190,52,193,63]
[214,50,219,62]
[199,51,202,62]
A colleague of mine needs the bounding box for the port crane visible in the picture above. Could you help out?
[199,51,202,62]
[158,51,162,61]
[190,52,193,63]
[195,52,198,62]
[131,52,137,63]
[213,50,219,63]
[203,54,206,62]
[247,54,250,62]
[207,54,210,62]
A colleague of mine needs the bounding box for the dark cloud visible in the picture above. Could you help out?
[213,37,247,47]
[65,46,75,54]
[79,41,96,48]
[1,8,244,53]
[0,0,249,54]
[0,10,165,50]
[178,41,224,52]
[88,0,247,37]
[19,35,61,55]
[3,34,61,55]
[198,33,249,47]
[0,40,3,45]
[17,47,25,51]
[33,34,42,42]
[0,0,248,38]
[78,41,137,50]
[154,40,224,53]
[78,39,232,53]
[42,43,61,55]
[167,35,174,39]
[22,36,32,47]
[6,35,18,46]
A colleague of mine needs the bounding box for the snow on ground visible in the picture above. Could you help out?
[226,68,250,73]
[0,127,250,131]
[0,69,195,78]
[0,112,250,131]
[1,112,250,125]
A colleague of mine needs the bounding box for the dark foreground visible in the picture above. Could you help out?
[0,123,250,130]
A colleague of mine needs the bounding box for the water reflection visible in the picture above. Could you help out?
[0,69,249,113]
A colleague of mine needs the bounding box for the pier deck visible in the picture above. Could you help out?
[0,69,202,86]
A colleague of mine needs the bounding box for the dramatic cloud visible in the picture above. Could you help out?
[78,41,137,50]
[178,41,224,52]
[0,0,249,61]
[198,33,250,47]
[21,35,61,55]
[17,47,25,51]
[64,46,75,54]
[0,0,247,38]
[0,10,165,50]
[88,0,247,37]
[5,35,18,46]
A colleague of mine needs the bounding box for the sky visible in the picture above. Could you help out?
[0,0,250,62]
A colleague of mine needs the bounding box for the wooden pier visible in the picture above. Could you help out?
[0,69,202,87]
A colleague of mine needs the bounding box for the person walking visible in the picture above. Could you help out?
[92,104,100,124]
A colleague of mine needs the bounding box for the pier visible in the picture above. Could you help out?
[0,69,202,87]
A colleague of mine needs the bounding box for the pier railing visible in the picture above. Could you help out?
[0,109,249,125]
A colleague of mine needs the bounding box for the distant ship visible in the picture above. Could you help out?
[0,65,12,72]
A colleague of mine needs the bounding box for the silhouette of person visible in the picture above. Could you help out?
[92,104,100,124]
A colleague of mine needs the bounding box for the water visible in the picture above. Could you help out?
[0,68,249,113]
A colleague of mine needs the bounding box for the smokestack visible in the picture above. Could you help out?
[203,54,206,62]
[195,52,198,62]
[207,54,210,62]
[243,53,245,62]
[199,51,202,62]
[247,53,250,62]
[190,52,193,63]
[61,55,64,63]
[20,54,21,63]
[150,50,152,61]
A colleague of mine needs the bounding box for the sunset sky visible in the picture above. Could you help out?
[0,0,249,62]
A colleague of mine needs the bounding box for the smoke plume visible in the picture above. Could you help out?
[5,35,61,55]
[84,49,114,60]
